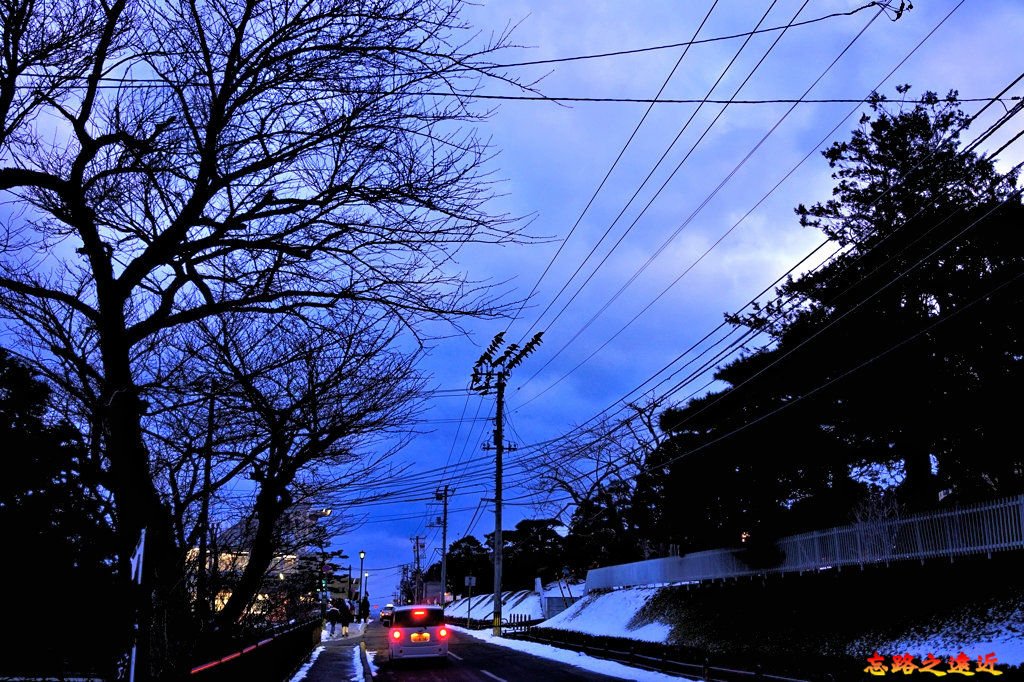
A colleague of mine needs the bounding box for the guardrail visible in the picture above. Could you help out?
[587,493,1024,590]
[512,629,814,682]
[190,618,321,681]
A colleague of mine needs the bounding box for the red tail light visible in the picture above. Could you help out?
[391,629,402,641]
[438,627,449,639]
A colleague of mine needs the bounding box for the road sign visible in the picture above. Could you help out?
[464,575,476,587]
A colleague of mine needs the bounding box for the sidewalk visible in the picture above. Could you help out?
[290,622,370,682]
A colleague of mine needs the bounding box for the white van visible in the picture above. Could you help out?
[387,605,449,661]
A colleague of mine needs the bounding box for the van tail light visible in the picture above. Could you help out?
[438,627,449,639]
[391,629,402,641]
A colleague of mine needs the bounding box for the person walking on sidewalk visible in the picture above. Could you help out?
[339,598,354,636]
[325,603,340,636]
[359,594,370,624]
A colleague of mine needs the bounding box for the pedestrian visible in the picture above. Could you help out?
[359,593,370,624]
[339,598,354,636]
[325,602,340,636]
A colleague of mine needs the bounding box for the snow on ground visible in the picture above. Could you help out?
[288,645,324,682]
[446,590,545,621]
[848,602,1024,667]
[540,580,586,602]
[365,647,379,677]
[452,625,696,681]
[352,645,366,682]
[541,586,671,643]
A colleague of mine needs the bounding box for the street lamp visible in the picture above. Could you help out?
[358,550,365,601]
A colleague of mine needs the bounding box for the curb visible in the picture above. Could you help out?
[359,641,374,679]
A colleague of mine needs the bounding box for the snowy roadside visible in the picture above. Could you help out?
[541,583,1024,668]
[288,622,369,682]
[450,625,697,681]
[543,586,671,642]
[288,646,325,682]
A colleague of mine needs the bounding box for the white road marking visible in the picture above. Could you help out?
[480,670,507,682]
[448,651,464,661]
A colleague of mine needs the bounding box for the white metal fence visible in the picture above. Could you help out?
[586,493,1024,591]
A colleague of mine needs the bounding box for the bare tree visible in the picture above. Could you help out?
[0,0,528,676]
[529,399,664,520]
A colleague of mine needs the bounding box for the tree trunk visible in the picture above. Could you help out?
[901,446,938,511]
[214,483,289,629]
[100,316,195,679]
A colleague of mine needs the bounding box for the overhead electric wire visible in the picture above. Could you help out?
[512,64,1018,474]
[501,63,1020,500]
[203,1,995,520]
[476,1,897,71]
[513,0,966,412]
[507,117,1024,507]
[506,0,721,332]
[395,0,1011,520]
[9,3,884,90]
[516,1,883,396]
[517,0,791,344]
[425,94,1019,105]
[368,70,1015,524]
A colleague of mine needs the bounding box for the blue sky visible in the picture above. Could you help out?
[324,0,1024,605]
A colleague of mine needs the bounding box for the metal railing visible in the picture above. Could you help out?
[189,617,321,680]
[587,493,1024,591]
[515,629,812,682]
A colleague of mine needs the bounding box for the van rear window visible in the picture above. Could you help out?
[393,608,445,627]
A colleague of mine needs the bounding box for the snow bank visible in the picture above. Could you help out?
[452,625,694,681]
[848,601,1024,667]
[446,590,545,621]
[541,586,671,643]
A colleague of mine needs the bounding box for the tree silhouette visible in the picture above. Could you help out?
[0,348,125,677]
[0,0,530,675]
[646,88,1024,551]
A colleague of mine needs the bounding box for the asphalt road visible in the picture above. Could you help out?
[362,621,629,681]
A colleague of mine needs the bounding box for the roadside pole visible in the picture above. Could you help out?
[470,331,543,637]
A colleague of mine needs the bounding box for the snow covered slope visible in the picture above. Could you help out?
[540,586,671,642]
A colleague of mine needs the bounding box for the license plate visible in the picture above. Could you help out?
[410,632,430,643]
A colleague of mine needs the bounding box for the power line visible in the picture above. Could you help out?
[512,0,964,408]
[500,65,1021,502]
[468,1,891,70]
[516,0,794,344]
[505,0,721,334]
[507,126,1024,507]
[516,0,879,393]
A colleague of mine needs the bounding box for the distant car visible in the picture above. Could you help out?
[387,605,449,661]
[379,603,395,625]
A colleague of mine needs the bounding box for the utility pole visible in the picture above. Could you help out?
[471,331,543,636]
[432,486,450,606]
[412,535,424,603]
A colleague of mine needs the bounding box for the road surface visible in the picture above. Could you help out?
[362,621,628,681]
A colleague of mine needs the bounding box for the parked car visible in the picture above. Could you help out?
[379,603,395,625]
[387,605,449,661]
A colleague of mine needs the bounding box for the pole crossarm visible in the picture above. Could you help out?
[469,331,543,636]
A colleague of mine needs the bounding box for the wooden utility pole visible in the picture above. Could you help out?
[412,535,425,603]
[436,485,450,606]
[471,331,543,636]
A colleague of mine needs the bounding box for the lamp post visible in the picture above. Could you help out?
[358,550,365,601]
